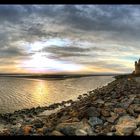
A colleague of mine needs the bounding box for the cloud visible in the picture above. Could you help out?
[0,5,140,73]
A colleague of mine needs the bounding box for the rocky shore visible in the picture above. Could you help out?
[0,76,140,136]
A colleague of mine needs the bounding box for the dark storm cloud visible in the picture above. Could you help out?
[1,5,140,43]
[0,46,28,58]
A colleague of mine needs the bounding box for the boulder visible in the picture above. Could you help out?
[115,115,137,135]
[55,120,93,135]
[134,127,140,136]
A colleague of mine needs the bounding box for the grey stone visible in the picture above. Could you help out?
[88,117,103,128]
[31,119,44,128]
[86,107,100,117]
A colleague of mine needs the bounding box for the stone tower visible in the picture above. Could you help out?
[135,59,140,74]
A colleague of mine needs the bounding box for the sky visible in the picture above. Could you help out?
[0,5,140,74]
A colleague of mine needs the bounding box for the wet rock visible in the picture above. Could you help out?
[95,99,105,104]
[55,122,80,135]
[75,129,87,136]
[22,125,33,135]
[127,105,135,116]
[68,110,79,117]
[120,97,135,109]
[115,115,137,136]
[104,122,109,126]
[106,114,119,123]
[88,117,103,128]
[50,130,64,136]
[80,119,94,135]
[0,129,10,135]
[134,106,140,113]
[133,98,140,104]
[43,127,54,135]
[101,109,110,117]
[106,132,114,136]
[86,107,100,118]
[36,128,43,135]
[136,115,140,126]
[55,120,92,136]
[104,102,114,107]
[60,117,79,123]
[134,127,140,136]
[78,95,83,100]
[110,125,116,132]
[31,119,44,128]
[114,108,126,116]
[111,91,117,99]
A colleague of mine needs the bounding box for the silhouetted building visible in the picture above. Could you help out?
[134,59,140,74]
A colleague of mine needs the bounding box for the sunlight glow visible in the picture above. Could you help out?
[20,52,84,73]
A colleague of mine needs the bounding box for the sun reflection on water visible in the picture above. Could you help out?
[31,80,50,105]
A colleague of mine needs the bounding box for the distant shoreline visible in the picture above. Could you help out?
[0,73,122,80]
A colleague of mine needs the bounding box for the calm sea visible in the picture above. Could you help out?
[0,76,114,114]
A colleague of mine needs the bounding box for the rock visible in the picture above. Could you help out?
[75,129,87,136]
[50,130,64,136]
[101,110,110,117]
[134,106,140,113]
[95,99,105,104]
[88,117,103,128]
[55,120,93,136]
[120,97,135,109]
[104,122,109,126]
[86,107,100,118]
[80,119,94,135]
[31,119,44,128]
[127,105,135,116]
[136,115,140,126]
[115,115,137,136]
[110,125,116,132]
[22,125,33,135]
[134,127,140,136]
[133,98,140,104]
[55,122,80,135]
[60,117,79,123]
[43,127,53,135]
[0,129,10,135]
[106,114,119,123]
[111,91,117,99]
[36,128,43,135]
[68,110,79,117]
[104,102,114,107]
[0,124,7,133]
[106,132,114,136]
[114,108,126,116]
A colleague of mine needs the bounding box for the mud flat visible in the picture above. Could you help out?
[0,76,140,136]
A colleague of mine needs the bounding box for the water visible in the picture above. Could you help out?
[0,76,114,114]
